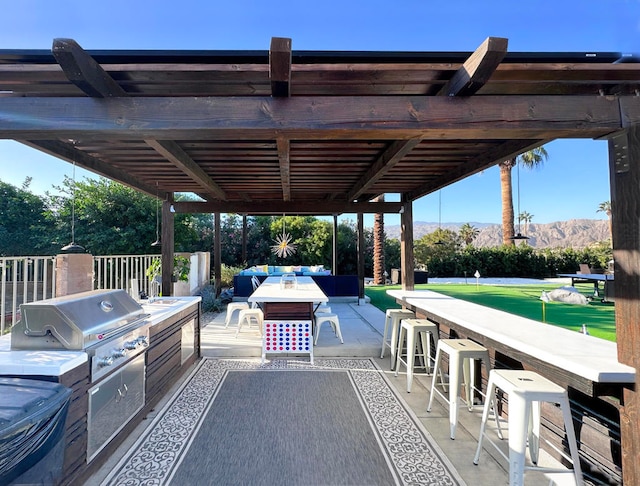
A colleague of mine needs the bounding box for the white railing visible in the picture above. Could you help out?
[93,254,160,298]
[1,253,208,334]
[0,256,56,335]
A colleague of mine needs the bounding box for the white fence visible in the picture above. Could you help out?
[0,256,57,334]
[93,254,160,298]
[1,253,209,335]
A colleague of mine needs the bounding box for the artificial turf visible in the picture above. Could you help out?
[365,282,616,342]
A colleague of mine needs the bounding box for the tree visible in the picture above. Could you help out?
[414,228,461,272]
[499,147,548,245]
[597,201,612,244]
[459,223,480,246]
[47,177,201,255]
[518,211,533,237]
[373,195,385,284]
[0,179,57,256]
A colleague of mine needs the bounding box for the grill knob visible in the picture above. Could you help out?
[137,336,149,347]
[123,340,138,350]
[97,356,113,368]
[111,348,126,359]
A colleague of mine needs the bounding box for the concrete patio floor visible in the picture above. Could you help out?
[87,299,576,485]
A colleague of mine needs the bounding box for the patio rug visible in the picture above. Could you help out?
[101,358,465,486]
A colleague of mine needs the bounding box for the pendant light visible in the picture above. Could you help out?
[511,162,529,241]
[61,147,85,253]
[151,182,161,247]
[271,214,297,258]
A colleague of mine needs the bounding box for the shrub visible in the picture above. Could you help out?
[220,263,245,289]
[199,284,222,313]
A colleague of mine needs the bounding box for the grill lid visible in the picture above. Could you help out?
[11,289,148,350]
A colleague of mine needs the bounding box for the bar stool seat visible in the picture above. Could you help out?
[394,318,438,392]
[314,313,343,345]
[380,309,416,368]
[314,305,332,315]
[427,338,491,439]
[473,369,583,486]
[235,308,264,337]
[225,302,250,328]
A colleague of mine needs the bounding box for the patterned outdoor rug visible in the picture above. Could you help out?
[102,358,465,486]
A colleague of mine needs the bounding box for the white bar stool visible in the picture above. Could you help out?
[314,313,343,345]
[314,305,332,315]
[427,338,491,439]
[473,369,583,486]
[224,302,250,328]
[394,318,438,392]
[380,309,415,369]
[235,308,264,337]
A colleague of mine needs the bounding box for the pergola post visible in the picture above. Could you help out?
[609,124,640,486]
[332,214,338,275]
[400,198,414,290]
[357,213,365,302]
[213,213,221,296]
[160,198,174,297]
[241,214,247,264]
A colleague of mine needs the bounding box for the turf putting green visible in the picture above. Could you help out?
[365,283,616,342]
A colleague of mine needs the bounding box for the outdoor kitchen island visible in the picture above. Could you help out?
[0,291,201,486]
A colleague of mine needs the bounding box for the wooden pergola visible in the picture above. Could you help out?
[0,37,639,482]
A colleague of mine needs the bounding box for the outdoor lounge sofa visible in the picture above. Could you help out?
[233,265,359,298]
[237,264,331,277]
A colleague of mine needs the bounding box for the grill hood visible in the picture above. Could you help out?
[11,289,148,351]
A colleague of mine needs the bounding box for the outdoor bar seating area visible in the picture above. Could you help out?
[0,35,639,485]
[386,288,635,485]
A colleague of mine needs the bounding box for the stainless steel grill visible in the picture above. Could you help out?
[11,289,150,382]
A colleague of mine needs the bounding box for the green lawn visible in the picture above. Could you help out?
[365,283,616,342]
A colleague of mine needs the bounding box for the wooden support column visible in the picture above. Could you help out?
[333,214,338,275]
[400,198,414,290]
[609,124,640,486]
[357,213,365,301]
[241,214,247,263]
[214,213,221,297]
[161,198,174,297]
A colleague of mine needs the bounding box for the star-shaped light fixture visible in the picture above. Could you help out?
[271,216,297,258]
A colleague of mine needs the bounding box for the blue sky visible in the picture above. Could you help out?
[1,0,638,226]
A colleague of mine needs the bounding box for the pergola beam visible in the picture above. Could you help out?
[438,37,508,97]
[0,95,627,140]
[347,137,422,201]
[270,37,292,97]
[171,200,403,215]
[145,139,227,200]
[52,38,129,98]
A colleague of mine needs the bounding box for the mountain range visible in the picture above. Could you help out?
[384,219,610,248]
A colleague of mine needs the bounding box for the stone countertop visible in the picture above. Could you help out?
[0,296,201,377]
[388,289,634,384]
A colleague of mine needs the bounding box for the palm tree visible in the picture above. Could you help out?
[373,195,385,284]
[499,147,548,245]
[518,211,533,237]
[597,200,612,243]
[459,223,480,246]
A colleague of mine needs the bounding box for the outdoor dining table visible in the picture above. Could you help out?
[248,275,328,363]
